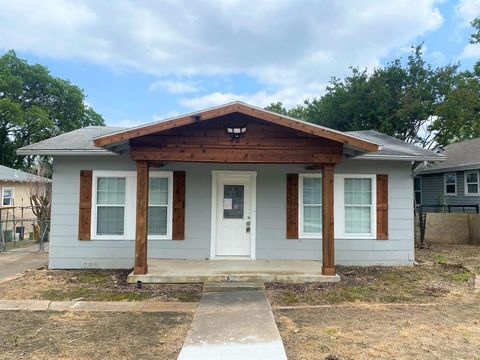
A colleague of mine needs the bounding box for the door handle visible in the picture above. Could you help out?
[246,217,251,233]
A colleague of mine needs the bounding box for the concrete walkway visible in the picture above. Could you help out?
[0,299,197,312]
[177,290,287,360]
[0,247,48,282]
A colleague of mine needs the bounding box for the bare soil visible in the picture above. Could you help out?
[0,311,192,360]
[0,269,202,302]
[266,244,479,306]
[273,244,480,359]
[275,303,480,360]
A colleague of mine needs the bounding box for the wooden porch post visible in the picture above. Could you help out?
[322,164,335,276]
[134,160,149,275]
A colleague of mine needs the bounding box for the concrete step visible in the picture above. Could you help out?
[203,281,265,293]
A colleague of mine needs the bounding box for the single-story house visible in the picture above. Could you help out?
[417,138,480,208]
[17,102,443,279]
[0,165,49,240]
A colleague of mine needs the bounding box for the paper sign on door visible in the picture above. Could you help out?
[223,198,233,210]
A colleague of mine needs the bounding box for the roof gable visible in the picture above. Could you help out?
[93,102,379,153]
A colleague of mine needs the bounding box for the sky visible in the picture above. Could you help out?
[0,0,480,128]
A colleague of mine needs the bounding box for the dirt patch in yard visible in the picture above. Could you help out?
[0,311,192,360]
[0,269,202,302]
[275,303,480,360]
[417,243,480,274]
[266,244,479,306]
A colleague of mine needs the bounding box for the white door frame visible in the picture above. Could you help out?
[210,170,257,259]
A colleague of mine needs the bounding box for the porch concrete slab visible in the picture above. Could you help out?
[128,259,340,283]
[177,290,287,360]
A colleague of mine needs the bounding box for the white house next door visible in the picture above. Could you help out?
[213,172,256,258]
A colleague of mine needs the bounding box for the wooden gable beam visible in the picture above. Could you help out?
[93,103,379,152]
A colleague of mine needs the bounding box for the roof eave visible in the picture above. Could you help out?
[16,149,118,156]
[420,163,480,174]
[351,154,446,161]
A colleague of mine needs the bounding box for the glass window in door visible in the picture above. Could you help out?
[223,185,244,219]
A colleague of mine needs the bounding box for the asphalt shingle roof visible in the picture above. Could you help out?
[346,130,444,160]
[420,138,480,174]
[17,126,442,161]
[0,165,49,182]
[17,126,126,154]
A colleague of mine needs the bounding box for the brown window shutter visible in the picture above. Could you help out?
[78,170,93,240]
[376,174,389,240]
[172,171,186,240]
[286,173,299,239]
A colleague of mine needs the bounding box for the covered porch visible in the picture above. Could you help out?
[92,102,379,280]
[127,259,340,283]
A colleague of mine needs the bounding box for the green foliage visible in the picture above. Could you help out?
[267,22,480,148]
[0,50,104,169]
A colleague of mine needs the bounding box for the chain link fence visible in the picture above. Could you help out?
[0,205,49,252]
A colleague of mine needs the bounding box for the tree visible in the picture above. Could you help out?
[266,42,480,148]
[0,50,104,168]
[28,158,51,252]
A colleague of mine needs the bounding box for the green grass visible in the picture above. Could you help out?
[76,272,111,284]
[40,288,96,301]
[170,291,202,302]
[448,271,473,282]
[323,327,338,337]
[94,291,153,301]
[433,254,448,264]
[39,288,153,301]
[280,291,301,305]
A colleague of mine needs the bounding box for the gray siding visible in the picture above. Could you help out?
[49,156,414,268]
[420,171,480,207]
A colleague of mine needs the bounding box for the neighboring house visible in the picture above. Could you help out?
[418,138,480,208]
[0,165,49,240]
[17,102,443,276]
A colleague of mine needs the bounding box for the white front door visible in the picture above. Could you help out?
[214,173,254,257]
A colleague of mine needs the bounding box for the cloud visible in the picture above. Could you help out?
[455,0,480,25]
[149,80,200,94]
[459,43,480,58]
[0,0,444,107]
[178,83,327,110]
[109,110,181,128]
[152,110,181,120]
[108,118,146,128]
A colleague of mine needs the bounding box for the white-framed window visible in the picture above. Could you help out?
[91,171,173,240]
[414,177,422,205]
[2,187,14,206]
[299,174,322,238]
[298,173,377,239]
[343,177,374,235]
[444,172,457,196]
[148,172,173,239]
[464,170,479,196]
[334,174,376,239]
[94,176,127,237]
